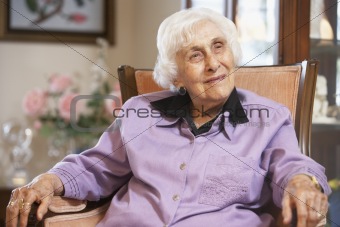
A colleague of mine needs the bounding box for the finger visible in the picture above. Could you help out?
[18,192,39,227]
[294,194,308,227]
[309,193,321,222]
[320,194,328,218]
[6,200,19,227]
[36,195,53,220]
[316,196,328,227]
[18,201,33,227]
[6,189,20,227]
[306,194,319,227]
[281,193,293,224]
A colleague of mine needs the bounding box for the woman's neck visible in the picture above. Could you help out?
[190,102,223,129]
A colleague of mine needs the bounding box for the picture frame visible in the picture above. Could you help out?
[0,0,114,44]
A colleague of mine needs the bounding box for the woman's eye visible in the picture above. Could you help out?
[190,52,203,61]
[214,43,224,50]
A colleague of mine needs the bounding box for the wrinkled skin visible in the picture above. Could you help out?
[282,174,328,227]
[6,173,64,227]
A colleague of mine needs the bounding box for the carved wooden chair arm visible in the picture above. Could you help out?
[27,196,112,227]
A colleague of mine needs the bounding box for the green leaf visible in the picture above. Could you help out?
[104,82,111,94]
[26,0,38,13]
[39,124,54,137]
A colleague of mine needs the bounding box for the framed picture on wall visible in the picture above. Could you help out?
[0,0,114,44]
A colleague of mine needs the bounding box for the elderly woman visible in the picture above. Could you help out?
[7,8,330,227]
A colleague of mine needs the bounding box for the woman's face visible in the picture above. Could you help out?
[175,20,236,109]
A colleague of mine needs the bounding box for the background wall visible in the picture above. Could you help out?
[0,0,182,186]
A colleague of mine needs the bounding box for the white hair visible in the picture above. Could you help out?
[153,8,242,91]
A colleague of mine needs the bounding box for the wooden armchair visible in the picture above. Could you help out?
[27,60,323,227]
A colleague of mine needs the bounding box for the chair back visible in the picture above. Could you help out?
[118,60,319,157]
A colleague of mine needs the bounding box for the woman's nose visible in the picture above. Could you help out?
[205,54,220,72]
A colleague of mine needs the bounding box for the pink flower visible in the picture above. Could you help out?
[22,89,47,117]
[58,93,83,121]
[69,13,87,24]
[49,74,73,93]
[33,120,42,130]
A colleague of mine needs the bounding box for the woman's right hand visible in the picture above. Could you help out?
[6,173,64,227]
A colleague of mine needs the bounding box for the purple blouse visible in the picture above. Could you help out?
[49,89,331,227]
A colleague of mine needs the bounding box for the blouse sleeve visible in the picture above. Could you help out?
[48,100,134,201]
[262,106,331,207]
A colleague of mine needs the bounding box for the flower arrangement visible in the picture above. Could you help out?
[22,38,121,156]
[22,72,121,155]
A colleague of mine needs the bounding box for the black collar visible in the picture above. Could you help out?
[150,87,249,126]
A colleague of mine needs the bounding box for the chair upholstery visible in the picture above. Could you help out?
[28,60,321,227]
[27,195,112,227]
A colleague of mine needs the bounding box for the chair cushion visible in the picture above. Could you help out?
[44,203,109,227]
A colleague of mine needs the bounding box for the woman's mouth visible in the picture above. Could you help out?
[204,74,227,84]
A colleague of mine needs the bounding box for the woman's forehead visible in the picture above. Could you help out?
[180,22,226,48]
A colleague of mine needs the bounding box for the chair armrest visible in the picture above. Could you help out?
[28,196,112,227]
[47,196,87,213]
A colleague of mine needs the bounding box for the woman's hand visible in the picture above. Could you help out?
[282,174,328,227]
[6,173,64,227]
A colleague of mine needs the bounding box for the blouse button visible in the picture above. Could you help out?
[172,194,180,201]
[179,163,186,170]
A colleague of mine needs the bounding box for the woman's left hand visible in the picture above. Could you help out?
[282,174,328,227]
